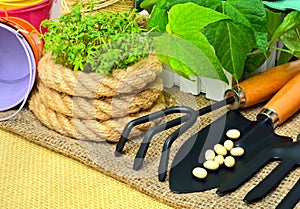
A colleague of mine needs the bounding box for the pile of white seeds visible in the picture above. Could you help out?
[192,129,245,179]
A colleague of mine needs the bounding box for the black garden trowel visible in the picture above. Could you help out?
[169,70,300,195]
[216,73,300,209]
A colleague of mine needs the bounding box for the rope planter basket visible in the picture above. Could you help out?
[37,52,162,98]
[61,0,135,14]
[29,52,170,142]
[35,79,164,120]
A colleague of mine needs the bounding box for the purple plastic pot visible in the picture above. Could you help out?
[0,22,36,121]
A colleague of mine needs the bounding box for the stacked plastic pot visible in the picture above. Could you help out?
[0,0,52,32]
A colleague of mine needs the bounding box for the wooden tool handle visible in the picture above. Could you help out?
[263,72,300,125]
[238,60,300,108]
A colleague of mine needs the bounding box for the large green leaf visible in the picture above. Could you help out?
[147,0,221,32]
[271,11,300,43]
[265,8,283,40]
[205,20,256,79]
[281,27,300,58]
[146,7,168,32]
[180,31,228,81]
[224,0,268,54]
[140,0,158,12]
[166,0,221,10]
[153,33,228,82]
[168,2,230,35]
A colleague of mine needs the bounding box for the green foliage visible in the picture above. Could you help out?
[270,11,300,60]
[167,3,230,34]
[146,0,300,82]
[223,0,268,54]
[270,11,300,43]
[154,3,229,82]
[205,20,256,79]
[265,8,283,40]
[85,33,153,75]
[153,33,225,80]
[41,5,148,74]
[145,0,221,32]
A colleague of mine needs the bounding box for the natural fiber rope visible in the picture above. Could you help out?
[36,77,164,120]
[29,52,166,142]
[29,89,167,142]
[38,52,163,98]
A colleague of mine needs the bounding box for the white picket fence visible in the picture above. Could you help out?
[161,43,281,101]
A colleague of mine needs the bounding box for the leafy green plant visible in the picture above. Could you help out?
[85,33,153,75]
[41,4,150,74]
[142,0,300,83]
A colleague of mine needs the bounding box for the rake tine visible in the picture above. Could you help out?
[217,150,272,195]
[115,106,191,156]
[158,110,198,182]
[244,160,295,203]
[133,114,190,170]
[276,177,300,209]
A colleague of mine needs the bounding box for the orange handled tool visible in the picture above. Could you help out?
[225,59,300,109]
[259,71,300,126]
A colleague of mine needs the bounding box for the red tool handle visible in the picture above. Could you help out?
[262,72,300,126]
[236,60,300,108]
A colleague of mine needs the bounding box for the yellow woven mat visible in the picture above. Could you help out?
[0,129,171,209]
[1,87,300,209]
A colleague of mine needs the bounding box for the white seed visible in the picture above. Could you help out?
[205,149,216,161]
[230,147,245,157]
[192,167,208,179]
[224,140,234,151]
[226,129,241,139]
[224,156,235,168]
[214,155,224,165]
[203,160,220,170]
[214,144,227,156]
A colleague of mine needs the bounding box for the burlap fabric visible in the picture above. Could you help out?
[1,87,300,209]
[29,52,167,142]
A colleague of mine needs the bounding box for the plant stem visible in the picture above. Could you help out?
[270,46,293,55]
